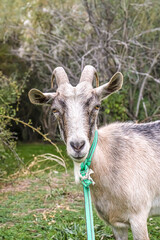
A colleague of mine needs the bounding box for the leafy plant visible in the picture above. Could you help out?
[0,71,24,171]
[100,86,129,123]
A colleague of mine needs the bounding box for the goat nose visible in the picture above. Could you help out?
[70,141,85,152]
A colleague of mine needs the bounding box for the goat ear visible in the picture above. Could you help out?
[95,72,123,100]
[28,88,57,105]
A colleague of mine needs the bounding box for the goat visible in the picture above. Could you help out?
[28,65,160,240]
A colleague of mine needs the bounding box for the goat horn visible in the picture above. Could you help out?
[51,67,69,88]
[79,65,99,87]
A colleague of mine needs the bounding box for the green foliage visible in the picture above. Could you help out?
[101,88,129,123]
[0,71,25,172]
[0,72,21,115]
[1,0,160,128]
[0,73,16,161]
[0,0,160,145]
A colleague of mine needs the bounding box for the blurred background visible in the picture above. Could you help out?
[0,1,160,239]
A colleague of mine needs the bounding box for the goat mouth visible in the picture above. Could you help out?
[70,154,87,162]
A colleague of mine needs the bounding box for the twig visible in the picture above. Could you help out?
[134,28,160,39]
[0,115,64,160]
[139,114,160,123]
[135,53,160,118]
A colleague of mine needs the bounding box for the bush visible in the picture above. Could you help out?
[0,71,24,172]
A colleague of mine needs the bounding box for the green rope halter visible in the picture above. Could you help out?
[80,130,98,240]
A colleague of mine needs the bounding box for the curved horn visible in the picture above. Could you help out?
[79,65,99,87]
[51,67,69,88]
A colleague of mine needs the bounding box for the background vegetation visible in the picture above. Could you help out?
[0,0,160,239]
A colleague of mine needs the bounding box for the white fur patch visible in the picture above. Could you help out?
[73,162,81,184]
[66,90,91,159]
[149,196,160,216]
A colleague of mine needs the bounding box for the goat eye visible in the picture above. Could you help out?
[94,105,100,110]
[52,109,59,114]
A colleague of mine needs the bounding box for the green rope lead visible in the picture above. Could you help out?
[80,130,98,240]
[83,185,95,240]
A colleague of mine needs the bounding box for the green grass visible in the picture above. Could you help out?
[0,172,113,240]
[1,142,72,176]
[16,142,69,163]
[0,143,160,239]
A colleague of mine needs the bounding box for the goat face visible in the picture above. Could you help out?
[52,82,101,162]
[28,66,123,163]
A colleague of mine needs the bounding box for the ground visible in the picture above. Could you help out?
[0,171,113,239]
[0,143,160,239]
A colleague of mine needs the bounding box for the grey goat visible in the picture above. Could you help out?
[28,65,160,240]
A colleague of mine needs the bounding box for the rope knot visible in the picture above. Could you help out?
[80,167,95,188]
[79,130,98,188]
